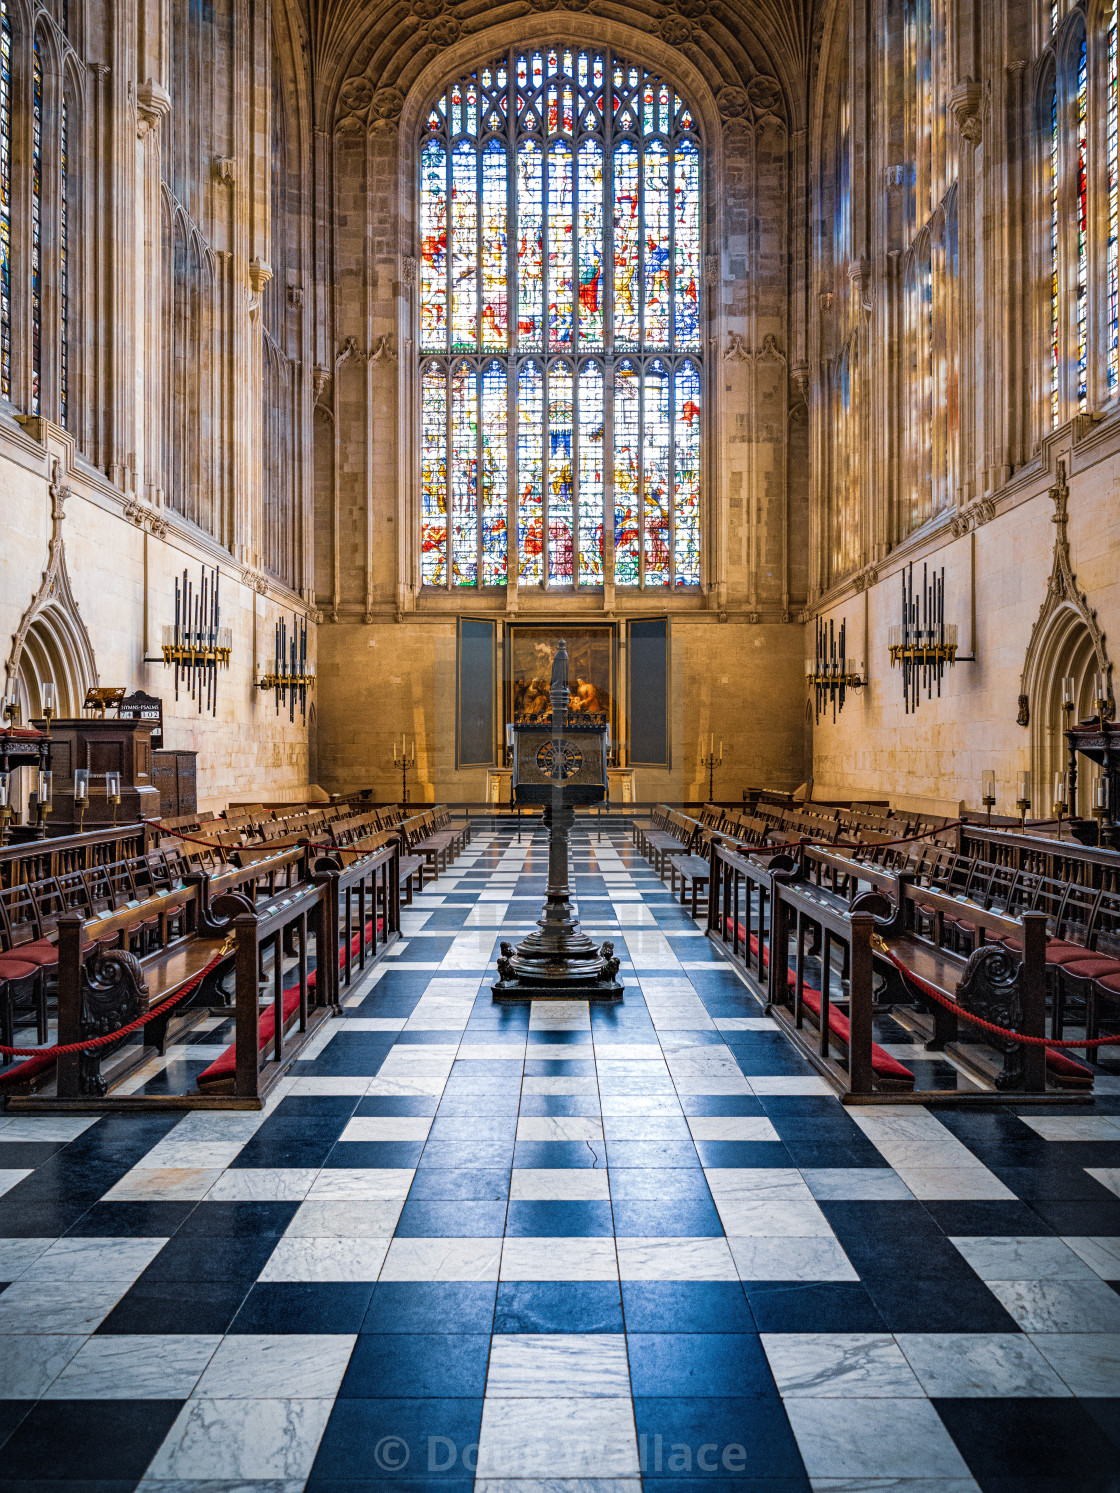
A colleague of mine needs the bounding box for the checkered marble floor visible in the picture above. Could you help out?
[1,825,1119,1491]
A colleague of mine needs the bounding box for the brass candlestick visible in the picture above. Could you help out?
[2,695,21,728]
[106,771,122,827]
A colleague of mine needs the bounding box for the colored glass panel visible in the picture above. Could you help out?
[517,140,543,344]
[548,140,573,345]
[421,364,447,586]
[547,362,575,585]
[60,98,67,427]
[614,360,641,585]
[577,140,604,346]
[481,139,508,347]
[480,360,507,585]
[32,38,41,416]
[451,141,478,347]
[1110,1,1118,395]
[1050,83,1059,427]
[643,141,670,345]
[643,360,671,585]
[419,140,447,350]
[578,361,605,583]
[0,0,11,401]
[518,361,544,580]
[1076,37,1088,412]
[674,360,701,585]
[450,362,478,585]
[613,139,641,346]
[673,139,700,348]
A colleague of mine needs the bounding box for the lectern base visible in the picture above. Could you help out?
[491,977,624,1004]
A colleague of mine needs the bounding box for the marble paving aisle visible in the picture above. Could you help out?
[0,825,1119,1490]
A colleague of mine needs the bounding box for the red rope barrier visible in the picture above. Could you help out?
[0,937,234,1058]
[874,938,1120,1049]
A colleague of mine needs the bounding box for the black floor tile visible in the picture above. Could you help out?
[742,1280,888,1333]
[504,1200,615,1236]
[137,1230,279,1283]
[97,1276,251,1335]
[395,1200,508,1236]
[633,1397,807,1481]
[361,1282,497,1334]
[63,1201,198,1238]
[339,1333,490,1398]
[620,1282,755,1333]
[934,1397,1120,1485]
[230,1282,376,1334]
[0,1399,184,1481]
[310,1397,483,1483]
[628,1333,778,1398]
[494,1280,624,1332]
[173,1199,300,1237]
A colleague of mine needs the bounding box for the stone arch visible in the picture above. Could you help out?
[1026,604,1105,817]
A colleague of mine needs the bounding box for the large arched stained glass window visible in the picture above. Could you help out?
[419,48,702,589]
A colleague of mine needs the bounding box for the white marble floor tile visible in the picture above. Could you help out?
[191,1335,356,1398]
[287,1078,371,1095]
[670,1074,754,1096]
[457,1043,526,1061]
[600,1095,684,1116]
[511,1169,611,1201]
[746,1077,834,1096]
[517,1116,603,1142]
[501,1237,619,1281]
[1063,1235,1120,1280]
[476,1397,640,1478]
[19,1236,167,1282]
[950,1235,1101,1282]
[259,1236,390,1282]
[338,1116,432,1142]
[615,1237,737,1280]
[338,1017,408,1032]
[0,1237,57,1278]
[602,1115,691,1141]
[365,1075,449,1097]
[306,1168,415,1201]
[1086,1167,1120,1198]
[486,1334,631,1397]
[763,1334,924,1397]
[522,1076,600,1096]
[799,1168,915,1201]
[892,1167,1016,1201]
[104,1167,224,1202]
[713,1017,779,1031]
[0,1116,101,1142]
[0,1281,129,1334]
[281,1200,405,1237]
[1020,1115,1120,1140]
[0,1334,87,1397]
[783,1397,973,1480]
[146,1397,334,1481]
[727,1235,859,1282]
[986,1278,1120,1332]
[44,1334,221,1399]
[1029,1331,1120,1395]
[205,1169,319,1202]
[686,1116,780,1141]
[380,1236,503,1280]
[896,1333,1072,1397]
[474,1481,640,1492]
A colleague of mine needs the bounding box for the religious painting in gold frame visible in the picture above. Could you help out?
[505,625,616,729]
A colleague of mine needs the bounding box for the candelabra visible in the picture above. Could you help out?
[258,611,314,723]
[981,769,996,827]
[1016,770,1032,831]
[807,617,864,723]
[157,566,232,716]
[699,734,723,800]
[888,562,960,712]
[74,768,90,835]
[106,771,121,827]
[392,737,416,805]
[1053,772,1068,841]
[35,768,52,840]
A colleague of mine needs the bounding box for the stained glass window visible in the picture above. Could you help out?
[1049,79,1059,427]
[0,0,11,402]
[1109,1,1118,396]
[31,37,41,416]
[1075,37,1087,413]
[419,49,702,589]
[60,98,68,427]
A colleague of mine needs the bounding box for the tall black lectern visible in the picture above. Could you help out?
[492,638,624,1003]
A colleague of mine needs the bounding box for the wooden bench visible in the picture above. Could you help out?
[669,853,712,918]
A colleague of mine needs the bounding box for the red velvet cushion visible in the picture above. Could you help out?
[1057,958,1120,981]
[798,986,914,1085]
[0,959,38,981]
[10,939,58,968]
[1045,1048,1094,1081]
[1089,972,1120,996]
[196,984,304,1089]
